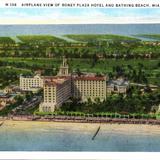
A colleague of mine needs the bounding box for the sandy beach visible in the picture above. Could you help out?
[1,120,160,136]
[1,120,160,151]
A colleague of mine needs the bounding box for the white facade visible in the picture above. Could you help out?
[72,76,107,102]
[20,74,44,91]
[107,78,129,94]
[39,77,71,112]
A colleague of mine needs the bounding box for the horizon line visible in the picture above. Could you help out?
[1,22,160,25]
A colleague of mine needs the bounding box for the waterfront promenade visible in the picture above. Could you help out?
[1,115,160,125]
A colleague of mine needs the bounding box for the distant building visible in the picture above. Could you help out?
[3,85,20,94]
[107,78,129,94]
[20,74,44,92]
[3,86,13,94]
[0,93,15,110]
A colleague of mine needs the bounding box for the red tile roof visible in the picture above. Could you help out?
[44,77,70,87]
[73,76,106,81]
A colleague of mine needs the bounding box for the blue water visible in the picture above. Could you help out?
[0,121,160,151]
[0,24,160,36]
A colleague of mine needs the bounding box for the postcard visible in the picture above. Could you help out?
[0,0,160,159]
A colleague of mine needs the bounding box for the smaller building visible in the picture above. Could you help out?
[0,93,16,110]
[151,104,160,114]
[107,78,129,94]
[0,104,4,111]
[20,74,44,92]
[3,85,20,94]
[39,76,71,112]
[3,86,13,94]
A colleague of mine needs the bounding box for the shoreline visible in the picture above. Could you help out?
[1,115,160,126]
[1,119,160,136]
[1,120,160,151]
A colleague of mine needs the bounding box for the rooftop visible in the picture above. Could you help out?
[0,94,12,99]
[73,75,106,81]
[44,77,70,86]
[108,78,129,87]
[20,74,41,78]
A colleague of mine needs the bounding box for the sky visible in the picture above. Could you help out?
[0,8,160,24]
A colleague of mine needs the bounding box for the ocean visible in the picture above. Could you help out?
[0,24,160,36]
[0,121,160,151]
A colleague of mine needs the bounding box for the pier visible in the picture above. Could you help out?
[92,126,101,140]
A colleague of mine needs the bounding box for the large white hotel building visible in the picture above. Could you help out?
[20,57,107,112]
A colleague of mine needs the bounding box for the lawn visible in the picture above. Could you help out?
[0,37,15,44]
[136,34,160,40]
[64,34,140,42]
[0,57,159,85]
[0,66,32,88]
[0,57,61,68]
[17,35,67,44]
